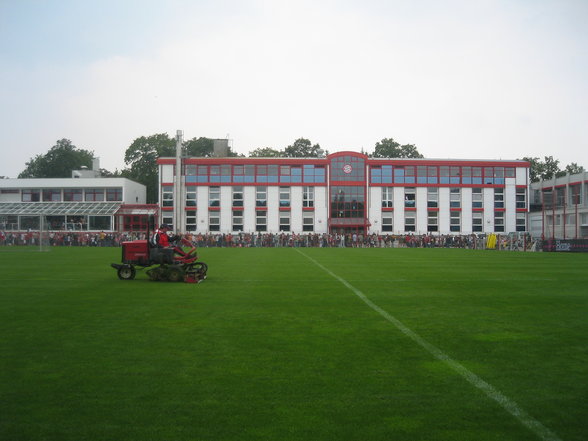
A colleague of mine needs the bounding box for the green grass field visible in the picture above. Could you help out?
[1,246,587,441]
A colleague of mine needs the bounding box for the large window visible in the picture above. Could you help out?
[450,211,461,232]
[331,186,365,219]
[516,188,526,209]
[303,186,314,208]
[279,212,290,232]
[450,188,461,208]
[186,210,197,231]
[22,189,40,202]
[256,187,267,207]
[232,186,244,207]
[472,212,483,232]
[494,210,505,232]
[472,188,483,209]
[279,187,290,207]
[106,188,122,201]
[64,189,83,202]
[209,187,220,207]
[89,216,111,230]
[516,213,526,232]
[330,156,364,181]
[43,189,61,202]
[427,188,438,208]
[494,188,504,209]
[161,186,173,207]
[382,212,393,232]
[302,212,314,232]
[404,187,415,208]
[209,212,220,232]
[256,210,267,232]
[427,211,438,232]
[405,212,416,232]
[382,187,393,208]
[85,188,104,202]
[232,210,243,231]
[186,188,197,207]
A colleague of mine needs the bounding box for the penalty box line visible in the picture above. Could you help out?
[295,249,562,441]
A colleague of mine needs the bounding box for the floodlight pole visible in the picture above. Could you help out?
[174,130,184,233]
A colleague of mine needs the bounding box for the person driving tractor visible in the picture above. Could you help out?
[151,224,172,248]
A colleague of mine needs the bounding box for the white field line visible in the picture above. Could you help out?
[295,249,562,441]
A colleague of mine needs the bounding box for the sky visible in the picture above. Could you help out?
[1,0,587,178]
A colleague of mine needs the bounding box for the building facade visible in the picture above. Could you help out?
[528,171,588,239]
[157,152,530,236]
[0,177,150,232]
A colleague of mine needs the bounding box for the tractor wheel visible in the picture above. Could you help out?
[193,262,208,279]
[167,266,184,282]
[117,265,136,280]
[147,267,162,281]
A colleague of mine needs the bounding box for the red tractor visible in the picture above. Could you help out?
[111,229,208,283]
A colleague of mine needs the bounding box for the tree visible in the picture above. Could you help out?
[18,139,95,178]
[282,138,323,158]
[522,156,561,182]
[248,147,283,157]
[124,133,176,203]
[184,137,214,157]
[370,138,423,158]
[563,162,585,175]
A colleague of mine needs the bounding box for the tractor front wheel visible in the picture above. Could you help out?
[117,265,136,280]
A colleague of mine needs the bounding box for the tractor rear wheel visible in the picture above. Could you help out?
[117,265,136,280]
[167,266,184,282]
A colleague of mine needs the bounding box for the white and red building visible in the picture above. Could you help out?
[157,151,530,235]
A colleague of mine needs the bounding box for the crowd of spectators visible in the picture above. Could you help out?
[0,230,535,251]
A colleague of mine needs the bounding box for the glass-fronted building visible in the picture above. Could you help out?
[157,152,530,235]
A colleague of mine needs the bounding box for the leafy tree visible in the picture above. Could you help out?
[184,137,214,157]
[522,156,561,181]
[248,147,283,157]
[563,162,585,175]
[370,138,423,158]
[124,133,176,203]
[283,138,323,158]
[18,139,95,178]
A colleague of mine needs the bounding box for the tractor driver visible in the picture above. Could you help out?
[151,224,172,248]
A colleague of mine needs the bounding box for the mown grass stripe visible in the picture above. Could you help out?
[296,248,562,441]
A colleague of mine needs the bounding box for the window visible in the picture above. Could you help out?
[279,187,290,207]
[382,187,393,208]
[162,214,173,227]
[209,212,220,232]
[516,213,526,232]
[85,188,105,202]
[494,188,504,208]
[256,187,267,207]
[427,188,438,208]
[22,189,40,202]
[232,186,244,207]
[209,187,220,207]
[43,189,61,202]
[472,212,483,232]
[256,210,267,232]
[450,188,461,208]
[303,212,314,231]
[331,186,365,219]
[279,212,290,232]
[516,188,526,209]
[89,216,111,230]
[404,187,415,208]
[161,186,173,207]
[405,212,416,232]
[232,210,243,231]
[569,184,581,205]
[450,211,461,232]
[106,188,122,201]
[427,211,438,232]
[64,189,83,202]
[329,156,365,181]
[303,186,314,208]
[472,188,483,209]
[494,210,504,232]
[186,188,197,207]
[382,213,393,232]
[186,210,197,231]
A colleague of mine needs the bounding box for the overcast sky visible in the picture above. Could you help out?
[1,0,587,178]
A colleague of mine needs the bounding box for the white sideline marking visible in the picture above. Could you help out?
[295,249,562,441]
